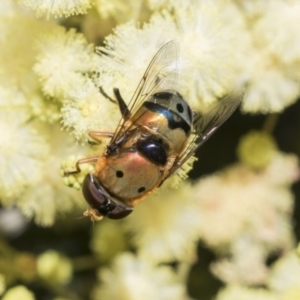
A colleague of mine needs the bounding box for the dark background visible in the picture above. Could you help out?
[4,99,300,300]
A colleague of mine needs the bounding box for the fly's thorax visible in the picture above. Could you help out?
[131,90,192,154]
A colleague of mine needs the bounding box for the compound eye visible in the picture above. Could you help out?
[82,174,133,219]
[82,173,107,209]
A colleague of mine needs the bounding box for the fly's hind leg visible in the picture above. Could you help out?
[64,155,99,176]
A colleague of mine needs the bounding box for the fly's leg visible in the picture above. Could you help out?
[113,88,130,120]
[88,131,114,144]
[99,86,116,103]
[99,86,130,121]
[64,155,99,176]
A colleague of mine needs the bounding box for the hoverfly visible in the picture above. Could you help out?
[65,41,242,220]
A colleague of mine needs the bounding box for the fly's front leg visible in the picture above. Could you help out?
[64,156,99,176]
[88,131,114,144]
[113,88,131,120]
[99,86,131,121]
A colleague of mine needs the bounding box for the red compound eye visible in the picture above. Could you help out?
[82,174,133,220]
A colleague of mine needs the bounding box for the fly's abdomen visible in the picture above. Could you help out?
[95,151,163,201]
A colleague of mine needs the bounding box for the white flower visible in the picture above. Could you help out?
[61,78,119,140]
[262,153,300,186]
[0,111,48,203]
[253,0,300,65]
[174,1,250,108]
[0,16,55,95]
[193,153,298,285]
[268,252,300,294]
[215,285,279,300]
[123,182,200,263]
[241,49,300,113]
[0,0,18,16]
[95,4,248,112]
[231,0,272,20]
[20,0,92,17]
[0,82,28,111]
[95,15,178,104]
[238,0,300,113]
[194,154,297,249]
[92,253,186,300]
[94,0,146,22]
[211,237,270,285]
[17,127,86,226]
[34,27,96,99]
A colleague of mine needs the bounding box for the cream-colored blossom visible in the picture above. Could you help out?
[282,286,300,300]
[241,50,299,113]
[37,250,73,284]
[238,0,300,113]
[0,0,34,17]
[231,0,272,20]
[0,81,28,110]
[150,0,250,106]
[61,154,95,190]
[0,16,55,94]
[95,4,248,112]
[17,127,86,226]
[20,0,92,17]
[174,1,249,108]
[253,0,300,65]
[0,0,18,16]
[215,285,279,300]
[34,27,96,99]
[0,16,62,123]
[90,219,128,263]
[262,153,300,186]
[168,156,197,188]
[123,182,199,263]
[34,26,119,140]
[61,1,248,174]
[0,111,49,203]
[268,252,300,295]
[194,159,295,248]
[193,153,297,285]
[61,78,119,140]
[211,238,270,285]
[95,0,148,23]
[95,16,178,105]
[29,93,61,124]
[92,253,186,300]
[2,285,35,300]
[237,131,277,170]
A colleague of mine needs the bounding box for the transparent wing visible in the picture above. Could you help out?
[128,40,179,114]
[166,91,244,177]
[110,41,179,145]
